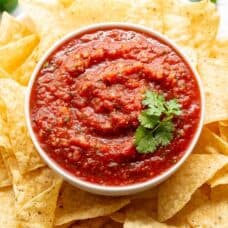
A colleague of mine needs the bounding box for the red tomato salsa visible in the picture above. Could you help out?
[30,28,201,186]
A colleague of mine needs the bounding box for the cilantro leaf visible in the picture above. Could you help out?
[165,99,182,116]
[134,90,182,154]
[142,91,165,116]
[154,121,174,146]
[138,111,159,129]
[135,126,158,153]
[135,126,147,145]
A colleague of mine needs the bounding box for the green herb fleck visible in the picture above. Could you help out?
[0,0,18,12]
[63,116,70,123]
[189,0,216,3]
[134,91,182,154]
[43,61,50,68]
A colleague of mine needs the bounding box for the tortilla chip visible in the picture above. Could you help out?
[193,127,228,155]
[69,217,109,228]
[219,121,228,142]
[124,200,176,228]
[209,39,228,61]
[181,46,198,68]
[0,67,12,79]
[13,32,63,86]
[1,142,61,211]
[58,0,74,8]
[12,46,41,86]
[131,187,158,200]
[198,57,228,123]
[0,187,17,227]
[18,14,37,34]
[163,0,218,53]
[187,185,228,227]
[20,0,73,38]
[111,196,158,224]
[0,155,11,188]
[54,183,130,226]
[110,210,126,224]
[0,12,32,46]
[163,14,191,47]
[103,220,123,228]
[183,0,219,55]
[68,0,129,27]
[0,34,39,73]
[158,154,228,221]
[206,122,220,136]
[0,100,11,188]
[167,188,209,227]
[16,178,62,228]
[208,165,228,187]
[0,78,45,173]
[125,0,163,33]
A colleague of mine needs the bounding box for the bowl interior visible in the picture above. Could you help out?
[26,23,205,196]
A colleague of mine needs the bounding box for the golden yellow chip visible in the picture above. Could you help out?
[125,0,163,33]
[193,127,228,155]
[0,133,63,228]
[13,0,71,85]
[184,0,219,55]
[210,39,228,61]
[187,185,228,227]
[167,188,209,227]
[16,178,62,228]
[208,165,228,187]
[158,154,228,221]
[163,0,218,55]
[181,46,198,68]
[0,99,12,188]
[162,0,192,46]
[0,67,12,79]
[68,217,109,228]
[163,14,191,47]
[198,57,228,124]
[18,14,37,34]
[68,0,129,27]
[206,122,220,136]
[54,183,130,226]
[0,35,39,73]
[58,0,75,8]
[0,78,45,174]
[0,12,32,46]
[0,155,11,188]
[13,33,63,86]
[110,210,126,224]
[219,121,228,142]
[20,0,72,38]
[124,199,176,228]
[1,141,61,211]
[0,187,17,227]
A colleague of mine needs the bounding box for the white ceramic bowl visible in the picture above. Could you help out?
[26,23,205,196]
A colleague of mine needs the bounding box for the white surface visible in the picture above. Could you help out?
[218,0,228,37]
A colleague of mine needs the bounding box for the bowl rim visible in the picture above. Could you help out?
[25,22,205,196]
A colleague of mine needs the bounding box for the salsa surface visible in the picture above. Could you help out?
[30,28,201,186]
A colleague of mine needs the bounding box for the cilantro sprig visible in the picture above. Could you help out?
[134,91,182,154]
